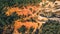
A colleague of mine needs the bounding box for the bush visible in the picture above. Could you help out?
[18,25,27,34]
[42,20,60,34]
[0,0,42,7]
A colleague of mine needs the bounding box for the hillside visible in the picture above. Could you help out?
[0,0,60,34]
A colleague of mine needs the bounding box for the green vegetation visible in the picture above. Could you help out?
[29,27,34,34]
[0,0,42,7]
[42,20,60,34]
[18,25,27,34]
[0,0,42,34]
[0,0,42,26]
[0,0,60,34]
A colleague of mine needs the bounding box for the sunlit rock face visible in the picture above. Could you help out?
[54,1,60,5]
[52,1,60,17]
[53,1,60,11]
[3,3,50,34]
[39,0,60,18]
[1,0,60,34]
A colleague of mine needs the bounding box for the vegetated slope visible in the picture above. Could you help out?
[0,0,42,34]
[0,0,60,34]
[42,20,60,34]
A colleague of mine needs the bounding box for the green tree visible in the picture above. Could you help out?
[42,20,60,34]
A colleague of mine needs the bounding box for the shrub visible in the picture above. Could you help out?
[42,20,60,34]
